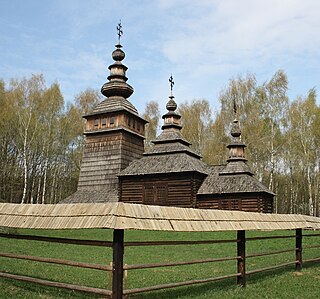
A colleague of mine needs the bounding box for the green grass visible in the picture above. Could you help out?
[0,229,319,298]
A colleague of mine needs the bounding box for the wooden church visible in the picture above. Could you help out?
[63,26,274,213]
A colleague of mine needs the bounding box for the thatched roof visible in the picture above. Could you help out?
[197,165,275,196]
[119,152,209,176]
[0,202,319,231]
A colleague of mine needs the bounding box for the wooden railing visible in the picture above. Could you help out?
[0,229,320,298]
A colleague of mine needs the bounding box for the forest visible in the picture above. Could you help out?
[0,70,319,216]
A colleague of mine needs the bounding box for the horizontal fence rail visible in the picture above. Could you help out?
[0,252,111,271]
[0,229,319,299]
[124,256,240,270]
[0,233,113,247]
[0,272,112,297]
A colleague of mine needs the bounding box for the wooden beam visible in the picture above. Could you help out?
[112,229,124,299]
[124,256,239,270]
[296,228,302,271]
[124,273,240,295]
[0,271,111,296]
[124,239,237,246]
[237,230,246,287]
[247,261,297,275]
[0,252,111,271]
[0,233,113,247]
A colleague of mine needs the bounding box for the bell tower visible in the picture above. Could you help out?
[66,22,147,203]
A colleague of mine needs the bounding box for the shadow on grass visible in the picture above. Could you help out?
[1,262,319,299]
[130,262,320,299]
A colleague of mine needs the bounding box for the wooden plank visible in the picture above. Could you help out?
[246,235,295,242]
[0,272,111,296]
[237,230,246,287]
[246,248,295,258]
[112,229,124,299]
[246,261,297,275]
[0,233,113,247]
[123,273,241,295]
[296,228,302,271]
[303,257,320,263]
[124,256,239,270]
[0,252,111,271]
[303,245,320,249]
[303,233,320,237]
[124,239,237,246]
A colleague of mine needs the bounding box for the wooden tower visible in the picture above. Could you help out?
[65,25,147,203]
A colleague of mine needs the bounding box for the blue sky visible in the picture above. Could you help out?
[1,0,319,114]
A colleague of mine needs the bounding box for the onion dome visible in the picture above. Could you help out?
[101,21,133,100]
[101,43,134,99]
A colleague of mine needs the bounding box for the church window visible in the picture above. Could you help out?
[102,118,106,126]
[94,119,99,126]
[110,116,115,125]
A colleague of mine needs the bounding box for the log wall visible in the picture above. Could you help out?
[120,174,205,208]
[197,194,274,213]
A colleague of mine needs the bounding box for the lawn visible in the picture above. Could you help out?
[0,228,319,298]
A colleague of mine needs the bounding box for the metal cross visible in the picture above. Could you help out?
[117,20,123,44]
[169,75,174,96]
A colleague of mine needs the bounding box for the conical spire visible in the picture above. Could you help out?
[145,76,201,158]
[101,21,134,99]
[220,94,253,175]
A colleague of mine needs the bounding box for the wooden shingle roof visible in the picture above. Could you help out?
[0,202,319,231]
[197,165,275,195]
[84,97,140,118]
[119,152,209,176]
[60,189,118,204]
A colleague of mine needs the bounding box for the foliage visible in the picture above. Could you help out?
[1,70,319,215]
[0,75,100,203]
[142,100,160,150]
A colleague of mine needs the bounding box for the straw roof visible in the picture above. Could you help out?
[0,202,319,231]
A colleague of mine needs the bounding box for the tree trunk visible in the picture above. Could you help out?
[21,126,28,204]
[306,165,314,216]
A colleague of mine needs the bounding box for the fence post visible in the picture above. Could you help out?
[112,229,124,299]
[237,230,246,287]
[295,228,302,271]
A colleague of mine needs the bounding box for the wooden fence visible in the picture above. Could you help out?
[0,229,320,298]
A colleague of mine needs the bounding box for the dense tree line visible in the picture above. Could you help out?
[0,74,100,204]
[144,70,320,216]
[1,71,319,216]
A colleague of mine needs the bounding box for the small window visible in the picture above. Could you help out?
[137,123,140,131]
[133,120,135,129]
[94,119,99,126]
[102,118,106,126]
[128,117,131,127]
[110,116,115,125]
